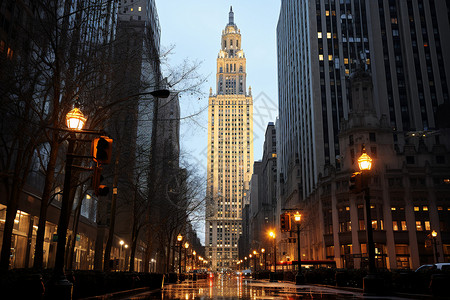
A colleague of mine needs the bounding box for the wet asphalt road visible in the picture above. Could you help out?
[124,274,413,299]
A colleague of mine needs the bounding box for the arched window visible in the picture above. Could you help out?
[224,40,226,48]
[236,40,239,48]
[239,65,243,72]
[230,39,233,46]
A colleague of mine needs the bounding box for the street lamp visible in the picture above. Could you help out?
[432,230,439,263]
[177,234,183,279]
[49,106,87,299]
[294,211,304,285]
[357,144,380,294]
[269,230,277,282]
[253,250,258,272]
[193,250,196,270]
[119,240,124,271]
[261,248,266,271]
[184,242,189,273]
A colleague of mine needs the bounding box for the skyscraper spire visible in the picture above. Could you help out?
[228,6,234,25]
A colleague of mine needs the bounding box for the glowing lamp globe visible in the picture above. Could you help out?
[358,152,372,171]
[177,234,183,242]
[184,242,189,249]
[432,230,437,238]
[66,107,86,130]
[261,248,265,253]
[269,231,275,239]
[294,211,302,223]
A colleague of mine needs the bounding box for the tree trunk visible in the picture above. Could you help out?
[33,137,60,271]
[128,225,140,272]
[67,188,83,269]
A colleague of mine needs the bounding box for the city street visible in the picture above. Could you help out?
[122,275,412,299]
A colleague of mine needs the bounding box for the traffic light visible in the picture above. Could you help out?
[280,213,291,232]
[92,166,109,196]
[92,136,113,164]
[349,172,362,193]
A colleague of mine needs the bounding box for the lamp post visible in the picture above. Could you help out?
[261,248,266,271]
[193,250,196,270]
[184,242,189,273]
[177,234,183,281]
[119,240,124,271]
[124,244,128,271]
[48,106,86,299]
[432,230,439,263]
[294,212,304,285]
[269,230,277,282]
[357,145,381,294]
[253,250,258,272]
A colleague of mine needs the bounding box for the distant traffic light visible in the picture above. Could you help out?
[349,172,362,193]
[92,136,113,164]
[280,213,291,232]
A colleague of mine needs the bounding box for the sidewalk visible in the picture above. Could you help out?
[252,278,433,299]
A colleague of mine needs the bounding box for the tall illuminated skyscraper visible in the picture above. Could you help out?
[205,7,254,271]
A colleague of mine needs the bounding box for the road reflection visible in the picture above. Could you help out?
[129,273,362,299]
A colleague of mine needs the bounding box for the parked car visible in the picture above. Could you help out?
[415,263,450,273]
[241,269,252,277]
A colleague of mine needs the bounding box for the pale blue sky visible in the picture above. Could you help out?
[155,1,281,242]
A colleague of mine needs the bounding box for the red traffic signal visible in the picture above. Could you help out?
[280,213,291,232]
[92,136,113,164]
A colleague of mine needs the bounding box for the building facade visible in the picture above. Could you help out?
[276,0,450,269]
[205,7,254,271]
[0,0,166,272]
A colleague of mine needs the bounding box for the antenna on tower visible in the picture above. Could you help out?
[228,6,234,25]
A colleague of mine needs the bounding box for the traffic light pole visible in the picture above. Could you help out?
[48,137,75,299]
[362,172,382,295]
[295,224,304,284]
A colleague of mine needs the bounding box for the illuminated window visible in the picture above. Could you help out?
[345,69,350,75]
[318,32,322,38]
[326,10,330,16]
[423,206,428,211]
[344,58,349,64]
[359,220,365,230]
[319,54,324,61]
[401,221,407,230]
[138,6,141,11]
[393,221,398,231]
[391,207,396,211]
[345,206,350,211]
[328,55,333,61]
[438,206,443,211]
[372,220,378,230]
[130,7,133,11]
[416,221,423,231]
[327,32,331,39]
[414,206,420,211]
[425,221,431,231]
